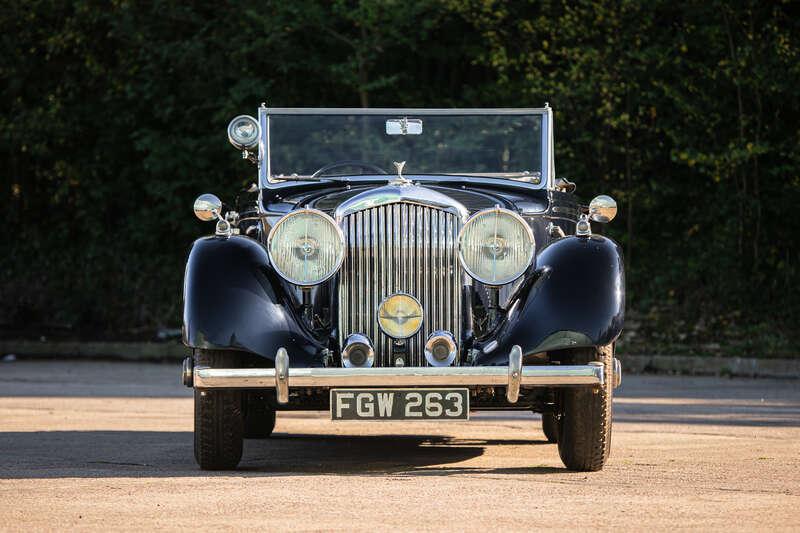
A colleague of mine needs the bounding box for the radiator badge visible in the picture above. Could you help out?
[377,293,423,339]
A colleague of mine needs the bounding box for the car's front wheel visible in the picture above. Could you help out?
[541,413,558,443]
[556,344,614,471]
[193,349,244,470]
[243,393,277,439]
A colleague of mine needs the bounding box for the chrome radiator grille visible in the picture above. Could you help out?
[338,203,463,367]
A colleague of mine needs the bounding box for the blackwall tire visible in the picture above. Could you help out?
[243,396,276,439]
[556,344,614,471]
[542,413,558,443]
[193,350,244,470]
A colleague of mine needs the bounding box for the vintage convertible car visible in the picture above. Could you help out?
[182,106,624,471]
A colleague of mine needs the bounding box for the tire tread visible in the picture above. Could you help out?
[194,350,244,470]
[556,344,614,471]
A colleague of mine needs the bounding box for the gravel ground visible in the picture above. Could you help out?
[0,361,798,531]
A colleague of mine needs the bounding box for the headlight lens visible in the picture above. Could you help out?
[458,207,535,286]
[267,209,344,286]
[227,115,260,149]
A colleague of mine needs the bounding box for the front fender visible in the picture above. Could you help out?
[182,236,325,366]
[475,235,625,365]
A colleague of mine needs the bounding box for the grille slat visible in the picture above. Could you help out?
[339,203,462,367]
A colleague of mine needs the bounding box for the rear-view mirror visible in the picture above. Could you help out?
[386,118,423,135]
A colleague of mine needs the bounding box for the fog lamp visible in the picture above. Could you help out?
[377,293,423,339]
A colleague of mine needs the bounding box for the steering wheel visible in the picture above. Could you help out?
[310,160,388,179]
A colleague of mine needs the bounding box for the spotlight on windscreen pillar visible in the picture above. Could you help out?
[227,115,261,150]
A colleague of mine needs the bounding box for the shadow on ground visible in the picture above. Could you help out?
[613,403,800,427]
[0,430,559,479]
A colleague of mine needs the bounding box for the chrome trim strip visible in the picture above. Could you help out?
[194,364,603,389]
[264,108,549,116]
[258,104,268,189]
[379,207,387,360]
[543,105,554,189]
[266,175,550,190]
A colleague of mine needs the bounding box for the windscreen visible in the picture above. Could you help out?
[267,113,543,179]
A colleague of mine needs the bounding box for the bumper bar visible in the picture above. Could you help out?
[190,345,605,404]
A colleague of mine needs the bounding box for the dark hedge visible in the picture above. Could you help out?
[3,1,799,355]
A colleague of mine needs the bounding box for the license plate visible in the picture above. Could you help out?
[330,388,469,421]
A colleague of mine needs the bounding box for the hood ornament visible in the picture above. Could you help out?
[390,161,412,185]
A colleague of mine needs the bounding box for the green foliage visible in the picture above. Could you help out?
[2,0,798,354]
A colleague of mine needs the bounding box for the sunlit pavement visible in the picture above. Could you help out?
[1,361,798,531]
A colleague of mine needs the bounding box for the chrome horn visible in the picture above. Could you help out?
[342,334,375,368]
[424,331,457,367]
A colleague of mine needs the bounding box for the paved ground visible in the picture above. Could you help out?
[0,361,798,531]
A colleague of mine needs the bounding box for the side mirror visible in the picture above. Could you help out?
[589,195,617,223]
[193,194,222,221]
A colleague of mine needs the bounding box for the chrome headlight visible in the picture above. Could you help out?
[267,208,344,286]
[458,207,535,286]
[227,115,260,150]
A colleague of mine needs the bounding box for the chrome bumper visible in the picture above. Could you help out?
[189,345,606,405]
